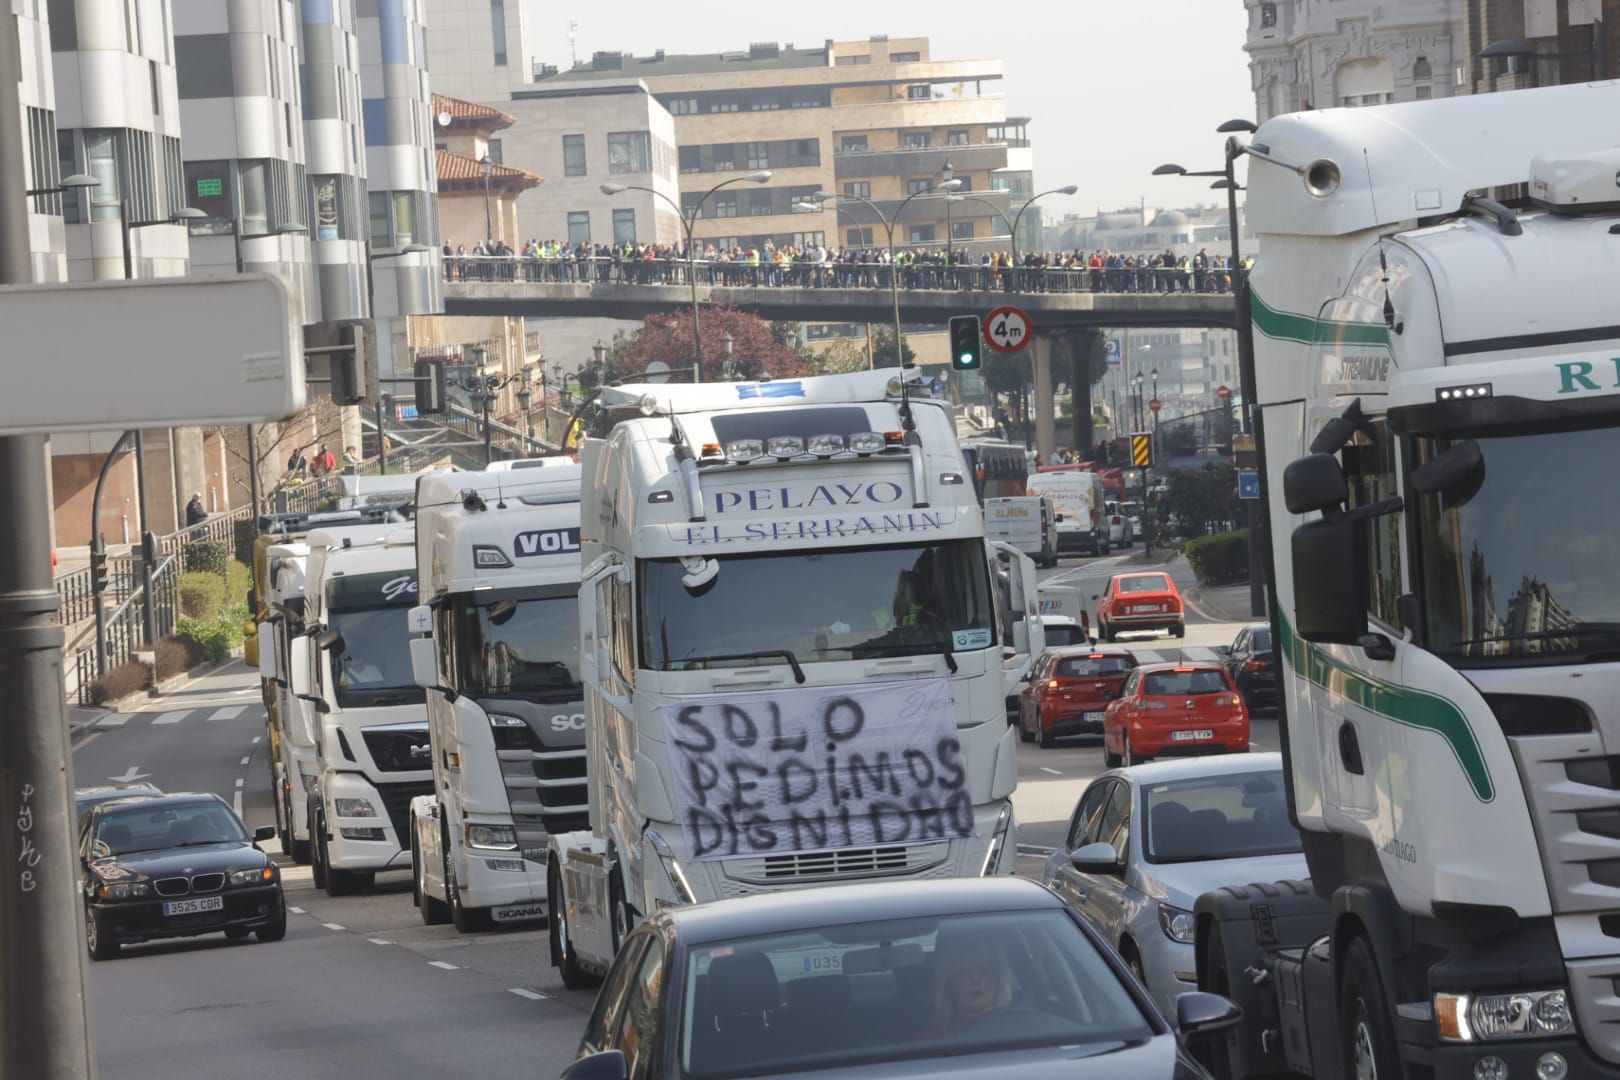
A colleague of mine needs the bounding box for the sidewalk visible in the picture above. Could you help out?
[69,658,254,741]
[1185,580,1265,624]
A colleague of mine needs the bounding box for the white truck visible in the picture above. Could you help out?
[1195,83,1620,1080]
[257,538,315,863]
[288,524,433,896]
[405,466,589,932]
[1026,467,1109,556]
[546,369,1041,986]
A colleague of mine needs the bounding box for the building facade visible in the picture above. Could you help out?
[1455,0,1618,93]
[298,0,369,324]
[420,0,534,102]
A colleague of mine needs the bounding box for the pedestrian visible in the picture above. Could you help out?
[342,445,360,474]
[287,447,307,477]
[185,492,207,527]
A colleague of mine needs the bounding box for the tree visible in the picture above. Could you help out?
[809,338,871,375]
[611,305,810,382]
[1165,462,1242,538]
[213,397,349,505]
[868,326,916,370]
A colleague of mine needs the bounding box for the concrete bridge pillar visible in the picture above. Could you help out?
[1032,332,1056,463]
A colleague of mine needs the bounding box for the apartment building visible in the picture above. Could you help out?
[420,0,533,102]
[1455,0,1617,92]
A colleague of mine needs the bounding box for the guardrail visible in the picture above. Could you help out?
[69,552,180,706]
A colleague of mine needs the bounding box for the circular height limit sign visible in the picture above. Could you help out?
[983,306,1033,354]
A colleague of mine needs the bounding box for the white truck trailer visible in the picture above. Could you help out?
[546,369,1041,987]
[1195,82,1620,1080]
[288,524,433,895]
[406,466,589,932]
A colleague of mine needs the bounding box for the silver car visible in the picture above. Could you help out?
[1041,754,1308,1018]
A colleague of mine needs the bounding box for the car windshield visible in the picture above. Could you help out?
[1118,576,1171,594]
[641,540,995,670]
[328,606,422,707]
[92,802,246,857]
[679,909,1154,1078]
[1414,425,1620,665]
[1143,670,1226,695]
[1043,625,1090,647]
[453,594,582,702]
[1141,770,1301,863]
[1057,655,1133,677]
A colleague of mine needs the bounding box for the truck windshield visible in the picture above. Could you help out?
[454,596,582,702]
[1414,424,1620,664]
[640,539,995,670]
[328,607,422,708]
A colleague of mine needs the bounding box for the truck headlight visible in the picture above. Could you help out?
[229,867,276,886]
[1435,989,1576,1042]
[1158,904,1196,944]
[466,823,518,850]
[334,798,377,818]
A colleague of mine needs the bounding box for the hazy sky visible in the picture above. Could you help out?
[518,1,1256,220]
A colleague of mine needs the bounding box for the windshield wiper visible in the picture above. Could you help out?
[850,640,959,673]
[683,650,807,684]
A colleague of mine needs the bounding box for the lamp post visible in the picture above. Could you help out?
[480,154,494,246]
[1008,185,1079,290]
[517,385,534,443]
[231,219,309,512]
[721,331,736,380]
[365,242,432,476]
[601,171,772,384]
[942,160,955,272]
[796,178,962,369]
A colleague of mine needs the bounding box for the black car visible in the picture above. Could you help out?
[563,877,1238,1080]
[80,793,286,960]
[75,782,163,822]
[1217,623,1276,711]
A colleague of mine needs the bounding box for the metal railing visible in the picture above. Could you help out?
[69,552,179,706]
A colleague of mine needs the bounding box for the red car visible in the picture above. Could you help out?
[1096,571,1185,640]
[1102,662,1249,766]
[1018,647,1138,748]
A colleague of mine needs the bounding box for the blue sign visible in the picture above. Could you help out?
[1238,471,1260,500]
[1105,338,1122,365]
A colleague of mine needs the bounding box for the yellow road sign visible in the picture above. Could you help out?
[1131,433,1153,468]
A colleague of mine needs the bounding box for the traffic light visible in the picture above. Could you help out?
[330,325,365,405]
[414,358,446,415]
[89,549,109,594]
[948,315,982,371]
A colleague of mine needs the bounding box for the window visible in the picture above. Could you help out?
[891,50,920,62]
[313,174,342,239]
[847,226,874,246]
[562,134,586,177]
[1067,781,1113,850]
[238,159,269,233]
[25,107,60,217]
[183,159,232,232]
[906,178,932,196]
[161,137,184,220]
[1095,776,1131,862]
[1341,419,1403,628]
[745,141,769,169]
[678,146,700,174]
[786,139,819,167]
[368,191,390,244]
[902,131,931,148]
[952,220,975,240]
[711,144,735,171]
[490,0,507,65]
[607,131,651,174]
[835,54,870,66]
[1413,56,1433,100]
[954,175,972,192]
[567,210,590,244]
[748,95,781,111]
[1260,2,1277,28]
[486,139,502,165]
[790,230,824,247]
[947,129,970,146]
[840,135,868,153]
[612,207,635,243]
[908,224,936,243]
[668,97,698,115]
[85,130,121,223]
[707,100,739,113]
[843,181,871,199]
[391,190,416,246]
[712,193,737,218]
[906,84,930,100]
[612,935,665,1079]
[58,130,78,223]
[747,190,773,216]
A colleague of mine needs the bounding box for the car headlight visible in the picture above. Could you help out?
[466,823,518,850]
[1435,989,1576,1042]
[1158,903,1196,944]
[229,867,277,887]
[334,798,377,818]
[97,881,151,900]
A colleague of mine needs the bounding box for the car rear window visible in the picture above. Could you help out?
[1043,625,1090,647]
[1057,656,1133,677]
[1143,670,1227,695]
[1118,575,1171,594]
[1251,628,1272,652]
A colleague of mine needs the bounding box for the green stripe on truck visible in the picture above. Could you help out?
[1251,291,1392,348]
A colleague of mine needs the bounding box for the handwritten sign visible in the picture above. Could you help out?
[664,679,971,861]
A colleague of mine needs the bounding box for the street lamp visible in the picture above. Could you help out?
[365,242,432,475]
[942,160,955,270]
[516,384,534,442]
[1008,185,1078,290]
[601,171,771,384]
[480,154,494,246]
[721,331,736,379]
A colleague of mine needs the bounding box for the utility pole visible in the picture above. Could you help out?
[0,14,97,1078]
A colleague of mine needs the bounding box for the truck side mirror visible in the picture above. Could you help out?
[1410,439,1484,505]
[288,635,313,699]
[409,636,440,692]
[1282,453,1348,515]
[316,627,345,654]
[258,637,279,682]
[1292,517,1369,645]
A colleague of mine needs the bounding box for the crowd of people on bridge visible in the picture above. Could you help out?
[440,238,1253,295]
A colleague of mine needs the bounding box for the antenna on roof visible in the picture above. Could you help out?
[568,20,579,67]
[1362,150,1402,336]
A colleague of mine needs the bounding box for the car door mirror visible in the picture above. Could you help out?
[560,1050,628,1080]
[1216,645,1231,656]
[1175,991,1243,1041]
[1070,841,1124,875]
[252,826,276,843]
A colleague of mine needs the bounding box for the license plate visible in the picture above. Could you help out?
[491,902,547,924]
[1171,729,1214,742]
[163,895,223,917]
[1083,711,1105,723]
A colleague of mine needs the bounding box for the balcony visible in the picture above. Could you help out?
[833,142,1008,180]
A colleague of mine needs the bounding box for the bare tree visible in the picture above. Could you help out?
[213,398,350,505]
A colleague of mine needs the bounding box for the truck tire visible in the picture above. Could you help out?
[549,858,601,990]
[609,866,631,956]
[1340,937,1401,1080]
[413,835,450,926]
[285,789,310,865]
[310,813,328,890]
[449,863,491,933]
[1194,931,1240,1078]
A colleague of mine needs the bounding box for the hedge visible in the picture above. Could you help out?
[86,662,149,706]
[177,602,251,664]
[183,539,231,578]
[1184,528,1250,587]
[177,571,226,619]
[155,634,206,680]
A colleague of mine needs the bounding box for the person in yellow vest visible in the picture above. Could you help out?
[745,246,761,286]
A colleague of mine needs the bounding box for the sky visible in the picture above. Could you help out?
[518,1,1257,222]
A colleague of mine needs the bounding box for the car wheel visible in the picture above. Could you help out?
[1103,733,1123,768]
[255,897,287,942]
[1124,733,1147,766]
[549,858,600,990]
[86,906,119,961]
[1173,622,1186,639]
[1102,621,1116,643]
[310,814,328,890]
[1037,710,1054,749]
[1341,938,1401,1080]
[449,863,491,933]
[1018,706,1034,744]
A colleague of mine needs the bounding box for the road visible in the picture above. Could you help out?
[75,551,1262,1078]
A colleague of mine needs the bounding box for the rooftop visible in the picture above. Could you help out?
[431,93,516,132]
[435,150,542,193]
[537,43,832,83]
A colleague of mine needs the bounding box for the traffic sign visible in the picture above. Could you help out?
[983,306,1032,354]
[1130,432,1153,468]
[1217,384,1232,400]
[1239,470,1261,500]
[1149,397,1162,414]
[1104,337,1122,364]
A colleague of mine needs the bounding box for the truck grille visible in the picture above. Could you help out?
[374,780,434,848]
[724,840,950,886]
[362,725,433,773]
[501,747,588,836]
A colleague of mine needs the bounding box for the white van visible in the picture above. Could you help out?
[984,495,1057,568]
[1026,469,1108,556]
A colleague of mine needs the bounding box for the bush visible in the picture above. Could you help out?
[1185,528,1251,587]
[183,539,230,578]
[226,561,252,608]
[87,661,150,706]
[177,603,252,664]
[233,519,256,568]
[155,634,206,680]
[177,571,226,620]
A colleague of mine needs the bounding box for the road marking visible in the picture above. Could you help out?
[429,961,460,971]
[234,777,245,787]
[108,766,150,783]
[1134,650,1164,663]
[509,987,547,1001]
[251,735,261,744]
[288,905,306,914]
[233,790,242,817]
[368,938,394,946]
[151,711,190,725]
[211,705,248,721]
[97,714,129,727]
[1039,766,1063,776]
[322,922,345,931]
[239,756,251,766]
[1181,646,1220,661]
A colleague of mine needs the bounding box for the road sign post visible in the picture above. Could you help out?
[1131,432,1155,556]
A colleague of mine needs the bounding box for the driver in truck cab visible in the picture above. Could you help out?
[873,570,930,634]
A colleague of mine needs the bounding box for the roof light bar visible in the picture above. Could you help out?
[1436,383,1493,402]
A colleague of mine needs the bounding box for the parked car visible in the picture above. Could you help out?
[564,877,1239,1080]
[1096,572,1185,641]
[1041,755,1307,1018]
[1218,623,1276,712]
[79,793,285,960]
[1102,663,1249,767]
[1104,501,1135,548]
[1019,647,1138,748]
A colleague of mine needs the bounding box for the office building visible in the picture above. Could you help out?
[421,0,535,102]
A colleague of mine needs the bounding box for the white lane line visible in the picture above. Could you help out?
[233,790,243,817]
[234,777,245,787]
[151,711,190,726]
[429,961,460,971]
[1039,766,1063,776]
[211,705,248,721]
[97,714,130,727]
[1181,646,1219,662]
[322,922,346,931]
[288,906,306,914]
[1134,650,1164,664]
[509,988,547,1001]
[239,756,251,766]
[251,735,262,744]
[368,938,394,946]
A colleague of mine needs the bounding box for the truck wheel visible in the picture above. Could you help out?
[414,837,451,926]
[609,866,631,956]
[311,814,328,890]
[449,864,491,933]
[1194,932,1240,1077]
[285,790,310,865]
[549,859,601,990]
[1340,938,1401,1080]
[1018,708,1034,744]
